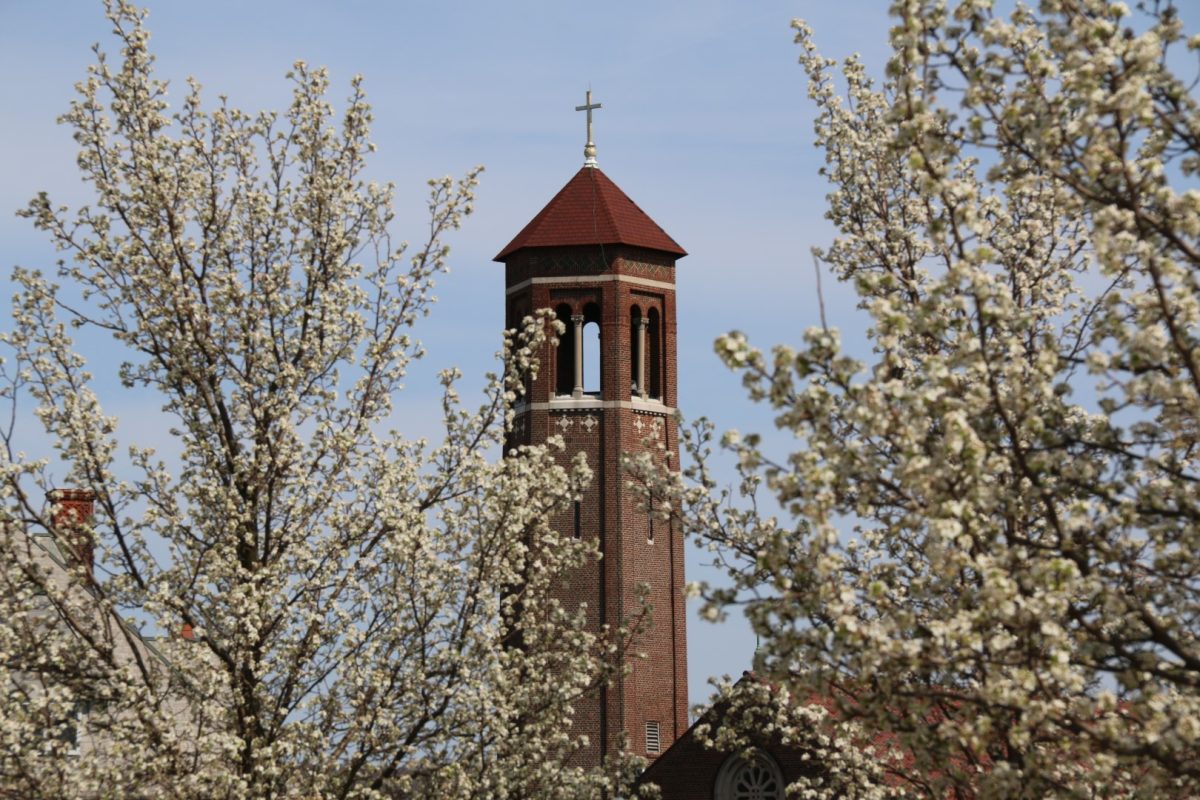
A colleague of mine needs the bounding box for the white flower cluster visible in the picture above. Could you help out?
[692,679,900,800]
[0,2,641,798]
[640,1,1200,796]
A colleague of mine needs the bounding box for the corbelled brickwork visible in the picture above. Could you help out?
[496,167,687,767]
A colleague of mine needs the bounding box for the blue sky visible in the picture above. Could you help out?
[0,0,895,708]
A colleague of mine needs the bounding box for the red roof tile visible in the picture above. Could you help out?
[494,166,686,261]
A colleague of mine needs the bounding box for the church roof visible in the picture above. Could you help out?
[494,166,686,261]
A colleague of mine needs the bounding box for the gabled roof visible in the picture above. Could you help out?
[494,166,686,261]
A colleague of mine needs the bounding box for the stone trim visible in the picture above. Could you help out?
[506,274,676,296]
[514,399,676,414]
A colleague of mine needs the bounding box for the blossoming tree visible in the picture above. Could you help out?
[665,1,1200,796]
[0,3,636,798]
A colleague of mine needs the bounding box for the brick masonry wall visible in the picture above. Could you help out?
[502,243,687,767]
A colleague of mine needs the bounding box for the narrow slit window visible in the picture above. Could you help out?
[582,302,602,395]
[648,307,662,400]
[555,304,574,397]
[574,500,581,539]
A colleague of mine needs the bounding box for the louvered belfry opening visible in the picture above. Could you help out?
[645,720,662,755]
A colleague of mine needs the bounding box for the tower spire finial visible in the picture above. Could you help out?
[575,89,602,167]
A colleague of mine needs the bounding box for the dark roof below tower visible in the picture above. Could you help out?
[494,166,686,261]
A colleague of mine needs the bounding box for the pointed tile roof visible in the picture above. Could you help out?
[494,167,686,261]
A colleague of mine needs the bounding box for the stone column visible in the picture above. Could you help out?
[572,314,585,398]
[636,316,649,400]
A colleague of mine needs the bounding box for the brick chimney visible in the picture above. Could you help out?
[46,489,96,577]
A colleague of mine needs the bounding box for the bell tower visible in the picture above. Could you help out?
[495,95,688,767]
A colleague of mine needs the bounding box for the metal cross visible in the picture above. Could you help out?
[575,90,602,166]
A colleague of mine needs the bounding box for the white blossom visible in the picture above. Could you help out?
[0,3,644,798]
[634,2,1200,797]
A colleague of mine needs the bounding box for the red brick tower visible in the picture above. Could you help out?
[495,96,688,766]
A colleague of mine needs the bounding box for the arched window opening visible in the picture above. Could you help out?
[509,299,533,400]
[555,304,574,397]
[507,298,528,331]
[714,750,784,800]
[647,307,663,400]
[583,323,601,394]
[583,302,602,395]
